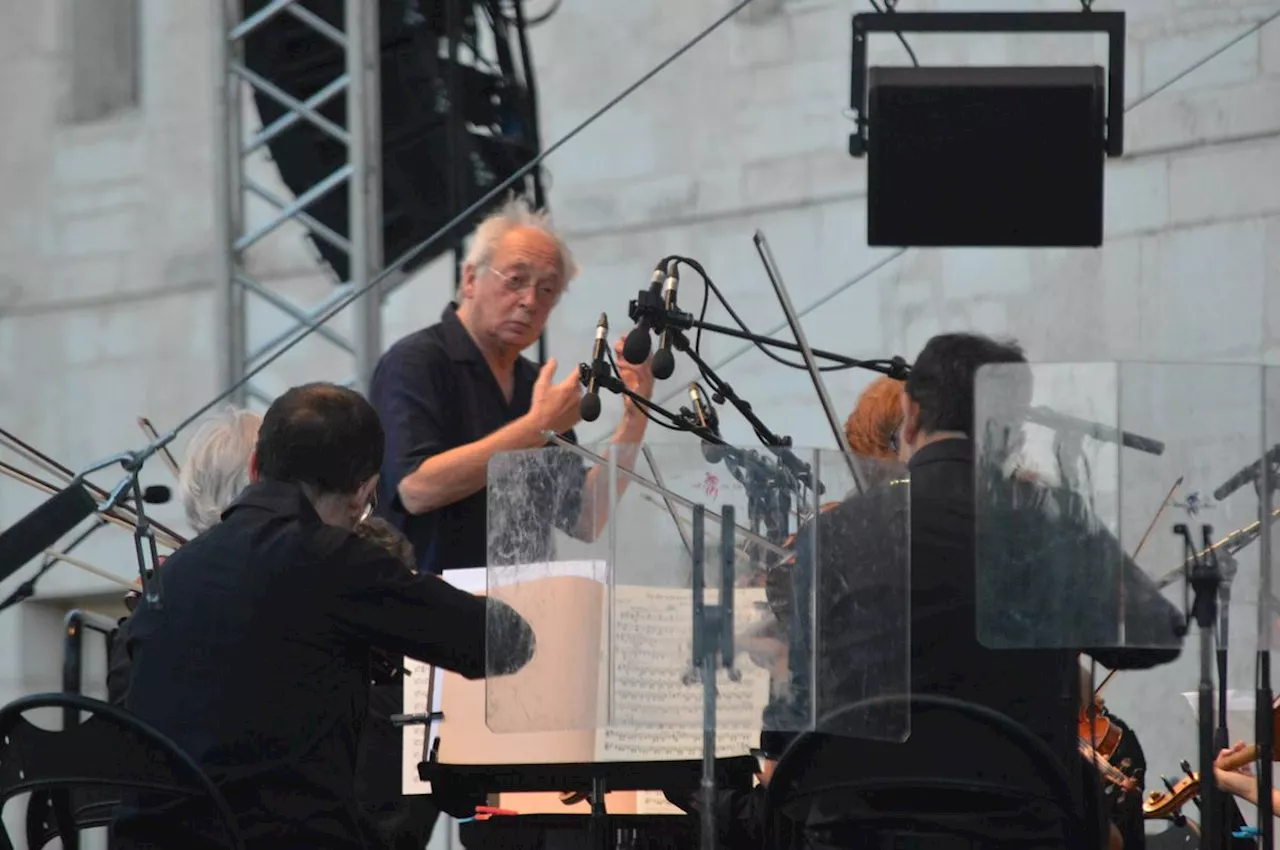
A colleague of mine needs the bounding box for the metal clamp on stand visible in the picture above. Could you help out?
[683,505,740,850]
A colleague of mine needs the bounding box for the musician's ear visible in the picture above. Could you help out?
[248,450,260,483]
[899,392,920,460]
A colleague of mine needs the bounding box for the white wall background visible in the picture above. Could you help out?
[1,0,1279,844]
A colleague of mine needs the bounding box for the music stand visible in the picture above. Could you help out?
[434,440,909,850]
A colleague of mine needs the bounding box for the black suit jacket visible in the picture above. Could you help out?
[778,439,1182,845]
[112,481,534,850]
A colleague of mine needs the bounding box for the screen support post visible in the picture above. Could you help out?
[686,504,740,850]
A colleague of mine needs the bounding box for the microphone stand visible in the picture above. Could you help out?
[1257,469,1278,850]
[657,328,822,500]
[582,364,806,508]
[0,436,176,608]
[1216,551,1237,848]
[1176,523,1226,850]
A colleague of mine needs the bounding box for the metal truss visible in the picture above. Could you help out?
[212,0,386,407]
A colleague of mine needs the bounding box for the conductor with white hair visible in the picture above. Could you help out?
[369,197,654,576]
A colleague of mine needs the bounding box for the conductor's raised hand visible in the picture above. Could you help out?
[527,358,583,435]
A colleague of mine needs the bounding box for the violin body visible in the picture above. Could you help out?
[762,501,843,622]
[1079,701,1123,760]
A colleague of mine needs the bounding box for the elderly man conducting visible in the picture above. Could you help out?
[370,197,654,576]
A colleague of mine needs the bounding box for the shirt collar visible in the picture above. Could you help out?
[907,436,974,470]
[221,480,323,524]
[439,302,486,364]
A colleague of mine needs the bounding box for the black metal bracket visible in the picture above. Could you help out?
[849,11,1126,158]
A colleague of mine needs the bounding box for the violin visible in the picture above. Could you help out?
[1143,696,1280,819]
[1142,745,1258,819]
[1080,738,1140,801]
[1079,697,1122,760]
[762,501,842,622]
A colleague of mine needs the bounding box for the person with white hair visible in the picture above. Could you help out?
[106,407,261,707]
[178,407,263,533]
[367,196,653,847]
[369,196,654,576]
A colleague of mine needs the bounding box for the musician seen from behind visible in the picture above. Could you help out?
[370,197,654,577]
[112,383,536,850]
[670,375,908,850]
[778,332,1183,849]
[106,407,262,708]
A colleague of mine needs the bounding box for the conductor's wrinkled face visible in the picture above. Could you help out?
[465,226,565,351]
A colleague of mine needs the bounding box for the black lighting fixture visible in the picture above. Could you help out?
[848,5,1126,248]
[242,0,547,283]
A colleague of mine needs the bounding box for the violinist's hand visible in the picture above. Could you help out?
[1214,740,1256,800]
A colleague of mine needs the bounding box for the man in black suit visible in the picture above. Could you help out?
[777,333,1183,849]
[113,383,535,850]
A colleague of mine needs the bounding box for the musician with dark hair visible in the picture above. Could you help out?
[775,332,1183,849]
[113,382,535,850]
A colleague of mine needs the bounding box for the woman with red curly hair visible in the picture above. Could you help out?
[844,375,906,461]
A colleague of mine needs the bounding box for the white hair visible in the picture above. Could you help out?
[178,408,263,534]
[462,195,579,284]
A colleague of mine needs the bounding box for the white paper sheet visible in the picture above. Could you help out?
[400,562,608,795]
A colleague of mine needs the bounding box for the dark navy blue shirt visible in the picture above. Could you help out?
[369,304,586,575]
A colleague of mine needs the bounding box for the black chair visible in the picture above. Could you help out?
[765,693,1093,850]
[0,692,245,850]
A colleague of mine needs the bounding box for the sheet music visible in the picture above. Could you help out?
[401,661,444,795]
[595,586,771,762]
[401,563,607,794]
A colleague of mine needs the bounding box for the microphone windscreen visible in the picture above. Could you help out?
[143,485,172,504]
[0,483,98,583]
[580,393,602,422]
[652,347,675,380]
[622,326,652,365]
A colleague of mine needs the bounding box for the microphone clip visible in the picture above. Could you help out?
[627,288,693,335]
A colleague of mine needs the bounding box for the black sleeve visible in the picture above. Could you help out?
[1086,532,1183,671]
[369,342,454,513]
[106,618,133,707]
[328,538,535,679]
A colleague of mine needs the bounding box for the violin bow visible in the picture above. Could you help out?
[137,417,181,479]
[1091,475,1184,701]
[0,431,187,549]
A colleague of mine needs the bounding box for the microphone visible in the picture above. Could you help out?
[1212,444,1280,502]
[140,485,172,504]
[650,260,680,380]
[689,382,725,464]
[623,262,666,365]
[1024,406,1165,456]
[579,313,609,422]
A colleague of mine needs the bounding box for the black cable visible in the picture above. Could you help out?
[673,255,885,374]
[524,0,563,27]
[867,0,920,68]
[603,345,687,433]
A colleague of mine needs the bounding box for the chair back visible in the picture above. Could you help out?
[766,693,1090,849]
[0,691,245,850]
